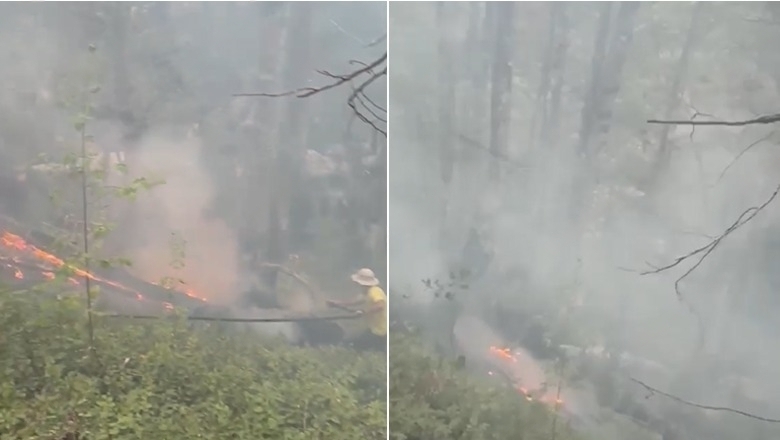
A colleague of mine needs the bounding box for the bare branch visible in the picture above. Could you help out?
[329,19,367,45]
[648,113,780,126]
[641,183,780,300]
[327,19,385,49]
[631,378,780,423]
[716,131,776,183]
[234,53,387,137]
[347,66,387,136]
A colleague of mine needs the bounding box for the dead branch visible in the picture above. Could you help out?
[648,113,780,126]
[631,378,780,423]
[641,183,780,300]
[234,52,387,137]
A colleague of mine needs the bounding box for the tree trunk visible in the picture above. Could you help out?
[576,2,613,158]
[541,3,569,148]
[529,2,560,150]
[437,2,458,187]
[572,2,640,219]
[531,4,570,222]
[647,2,705,192]
[469,1,491,143]
[436,2,459,254]
[255,4,291,303]
[278,2,313,258]
[487,2,516,181]
[589,2,641,155]
[570,2,641,309]
[262,3,314,301]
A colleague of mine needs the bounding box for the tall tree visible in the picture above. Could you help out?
[531,2,569,151]
[436,2,459,253]
[487,2,516,181]
[569,2,641,332]
[539,3,570,149]
[649,2,705,189]
[437,2,458,187]
[571,2,641,221]
[252,3,292,304]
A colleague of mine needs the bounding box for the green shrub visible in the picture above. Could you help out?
[389,331,582,440]
[0,290,386,440]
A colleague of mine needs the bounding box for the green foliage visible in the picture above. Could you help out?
[0,291,386,440]
[389,332,583,440]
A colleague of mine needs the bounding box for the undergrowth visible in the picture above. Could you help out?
[0,289,386,440]
[389,331,582,440]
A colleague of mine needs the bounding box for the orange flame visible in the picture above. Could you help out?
[1,230,207,303]
[489,346,518,363]
[150,279,206,302]
[488,345,565,407]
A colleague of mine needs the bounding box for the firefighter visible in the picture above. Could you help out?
[326,267,386,353]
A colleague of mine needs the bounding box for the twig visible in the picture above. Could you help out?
[648,113,780,126]
[687,109,716,140]
[716,131,776,183]
[329,19,366,45]
[641,183,780,300]
[631,378,780,423]
[103,312,362,323]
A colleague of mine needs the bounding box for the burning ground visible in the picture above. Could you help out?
[453,315,602,430]
[0,226,208,313]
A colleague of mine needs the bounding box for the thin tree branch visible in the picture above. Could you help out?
[233,53,387,137]
[329,19,367,45]
[234,53,385,99]
[648,113,780,126]
[347,66,387,136]
[716,131,776,183]
[641,183,780,300]
[631,378,780,423]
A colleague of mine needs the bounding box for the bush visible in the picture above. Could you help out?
[389,331,583,440]
[0,290,386,439]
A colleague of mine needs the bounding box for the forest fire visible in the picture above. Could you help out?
[0,229,207,305]
[488,345,564,408]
